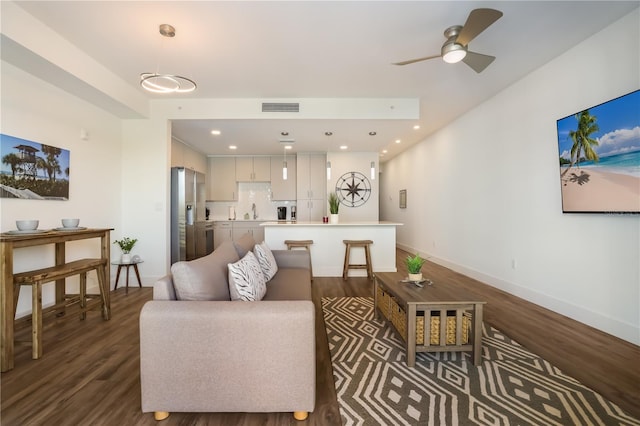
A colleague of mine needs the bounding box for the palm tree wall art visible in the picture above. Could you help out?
[0,134,70,200]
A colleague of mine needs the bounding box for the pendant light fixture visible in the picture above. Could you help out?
[325,132,333,180]
[282,146,288,180]
[280,140,293,180]
[369,131,376,180]
[140,24,197,94]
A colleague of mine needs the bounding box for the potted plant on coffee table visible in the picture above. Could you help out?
[328,191,340,224]
[114,237,137,263]
[405,253,426,282]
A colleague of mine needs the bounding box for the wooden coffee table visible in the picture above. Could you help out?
[374,271,486,367]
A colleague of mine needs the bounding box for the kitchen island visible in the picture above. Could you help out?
[261,221,402,277]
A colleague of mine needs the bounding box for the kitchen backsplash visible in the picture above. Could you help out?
[206,182,296,221]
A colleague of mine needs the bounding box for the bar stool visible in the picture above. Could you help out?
[343,240,373,280]
[284,240,314,280]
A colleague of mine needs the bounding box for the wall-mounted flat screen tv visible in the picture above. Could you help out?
[556,90,639,214]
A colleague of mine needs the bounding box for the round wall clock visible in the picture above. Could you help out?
[335,171,371,207]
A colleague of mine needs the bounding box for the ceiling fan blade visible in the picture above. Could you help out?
[462,51,495,73]
[456,8,503,46]
[393,54,440,66]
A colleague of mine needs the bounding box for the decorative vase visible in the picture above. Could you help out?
[121,253,131,263]
[330,214,339,224]
[408,272,423,282]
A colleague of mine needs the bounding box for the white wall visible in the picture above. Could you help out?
[1,61,124,316]
[121,116,171,283]
[381,10,640,344]
[327,151,379,221]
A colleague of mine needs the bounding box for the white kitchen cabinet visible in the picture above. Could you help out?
[213,221,233,249]
[231,221,265,243]
[171,139,207,174]
[296,153,326,199]
[208,157,237,201]
[297,153,326,221]
[184,149,207,174]
[270,156,296,200]
[171,139,184,168]
[295,199,325,222]
[235,157,271,182]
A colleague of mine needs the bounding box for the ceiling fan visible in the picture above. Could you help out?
[394,8,503,73]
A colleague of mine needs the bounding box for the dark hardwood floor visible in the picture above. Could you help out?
[2,248,638,425]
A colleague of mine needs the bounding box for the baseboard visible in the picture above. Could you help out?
[397,243,639,345]
[112,275,156,289]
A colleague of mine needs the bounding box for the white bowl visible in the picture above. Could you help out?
[61,218,80,228]
[16,220,39,231]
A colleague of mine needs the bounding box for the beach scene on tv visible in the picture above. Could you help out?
[557,90,640,213]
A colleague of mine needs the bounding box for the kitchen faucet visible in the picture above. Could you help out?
[252,203,257,219]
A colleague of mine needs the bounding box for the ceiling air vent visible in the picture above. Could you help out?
[262,102,300,113]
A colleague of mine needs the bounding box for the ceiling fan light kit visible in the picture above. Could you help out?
[442,42,467,64]
[140,24,197,94]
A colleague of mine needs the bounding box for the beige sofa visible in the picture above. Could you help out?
[139,234,315,421]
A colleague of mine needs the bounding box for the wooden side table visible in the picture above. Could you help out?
[111,259,143,294]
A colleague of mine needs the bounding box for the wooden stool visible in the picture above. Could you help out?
[342,240,373,280]
[13,258,108,359]
[284,240,314,280]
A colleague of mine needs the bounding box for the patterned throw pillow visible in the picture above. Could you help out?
[253,241,278,281]
[228,251,267,301]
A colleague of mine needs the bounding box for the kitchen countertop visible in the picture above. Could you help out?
[208,219,268,222]
[260,221,403,226]
[262,221,400,277]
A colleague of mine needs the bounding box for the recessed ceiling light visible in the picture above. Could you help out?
[324,132,333,136]
[281,131,289,136]
[413,125,420,130]
[382,149,388,154]
[340,145,348,150]
[369,131,377,136]
[284,145,293,150]
[395,139,401,144]
[211,130,221,135]
[229,145,237,150]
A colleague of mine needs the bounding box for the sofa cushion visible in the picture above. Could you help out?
[262,268,312,301]
[228,251,267,301]
[170,240,239,300]
[233,232,256,258]
[253,241,278,281]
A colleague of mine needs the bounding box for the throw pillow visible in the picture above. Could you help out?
[228,251,267,301]
[254,241,278,281]
[233,232,256,258]
[171,240,239,300]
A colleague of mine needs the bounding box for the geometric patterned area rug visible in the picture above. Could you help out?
[322,297,640,426]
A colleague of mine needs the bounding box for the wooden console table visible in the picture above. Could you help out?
[0,228,112,372]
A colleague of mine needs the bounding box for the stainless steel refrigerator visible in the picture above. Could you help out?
[171,167,211,263]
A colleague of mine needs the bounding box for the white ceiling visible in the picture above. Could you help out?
[9,1,639,161]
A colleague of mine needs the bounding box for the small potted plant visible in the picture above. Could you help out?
[328,192,340,224]
[114,237,137,263]
[405,253,426,282]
